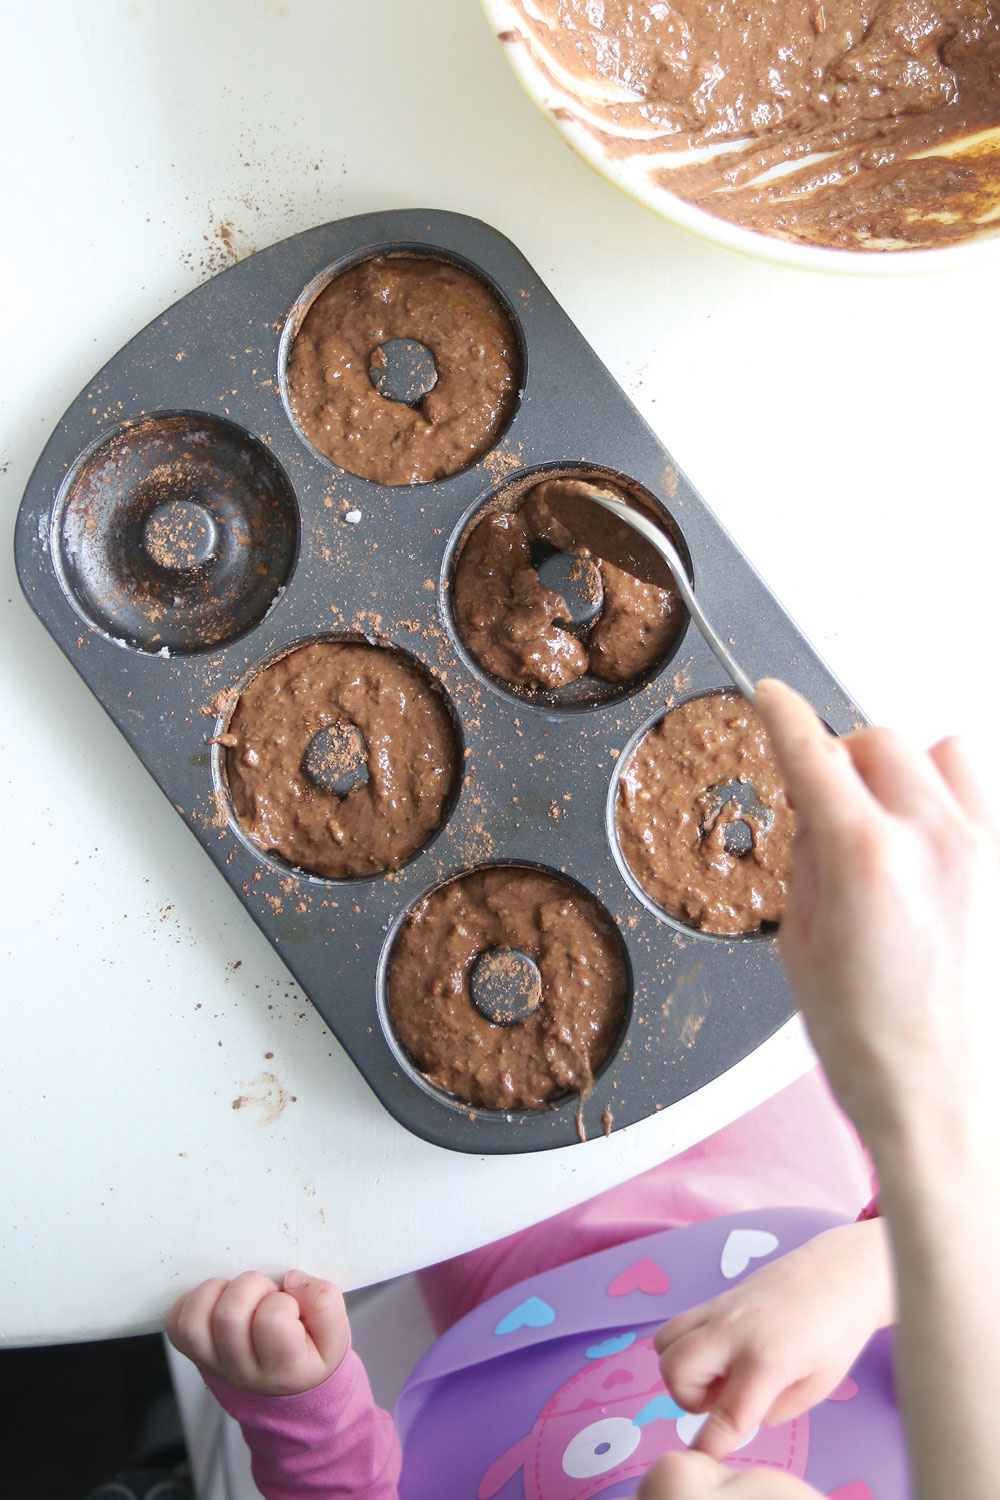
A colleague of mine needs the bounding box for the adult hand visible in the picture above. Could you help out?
[634,1450,820,1497]
[753,678,997,1145]
[166,1269,350,1395]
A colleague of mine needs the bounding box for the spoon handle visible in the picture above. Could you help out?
[598,497,757,704]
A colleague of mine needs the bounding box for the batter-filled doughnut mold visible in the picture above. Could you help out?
[15,210,865,1152]
[223,637,461,881]
[612,690,795,938]
[446,464,691,711]
[383,863,629,1111]
[281,252,522,485]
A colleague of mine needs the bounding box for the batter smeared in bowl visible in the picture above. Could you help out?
[285,255,520,483]
[616,690,794,935]
[225,640,459,879]
[507,0,1000,249]
[454,477,686,691]
[387,866,628,1109]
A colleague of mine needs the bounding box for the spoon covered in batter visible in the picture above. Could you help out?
[535,483,757,703]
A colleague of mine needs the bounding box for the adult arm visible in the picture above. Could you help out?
[638,682,999,1499]
[753,679,1000,1500]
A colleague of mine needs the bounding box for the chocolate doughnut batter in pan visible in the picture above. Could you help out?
[387,866,627,1109]
[617,691,795,935]
[454,477,685,690]
[286,255,520,483]
[226,640,459,879]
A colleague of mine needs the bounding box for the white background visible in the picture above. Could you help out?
[2,0,996,1345]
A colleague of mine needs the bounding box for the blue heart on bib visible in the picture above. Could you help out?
[634,1393,686,1426]
[494,1296,556,1336]
[585,1331,637,1359]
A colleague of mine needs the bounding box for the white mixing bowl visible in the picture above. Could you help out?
[482,0,1000,275]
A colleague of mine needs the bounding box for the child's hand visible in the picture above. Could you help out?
[166,1269,350,1396]
[635,1450,820,1496]
[653,1220,892,1462]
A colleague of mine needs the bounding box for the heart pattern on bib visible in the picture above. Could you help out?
[607,1258,671,1298]
[494,1296,556,1336]
[720,1228,779,1279]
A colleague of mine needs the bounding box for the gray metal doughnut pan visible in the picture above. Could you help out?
[14,209,863,1153]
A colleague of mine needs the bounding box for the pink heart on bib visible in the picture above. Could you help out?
[607,1258,671,1298]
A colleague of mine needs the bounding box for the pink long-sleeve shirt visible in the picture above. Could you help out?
[205,1351,400,1499]
[204,1068,874,1499]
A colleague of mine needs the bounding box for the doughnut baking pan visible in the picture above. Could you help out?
[15,210,862,1153]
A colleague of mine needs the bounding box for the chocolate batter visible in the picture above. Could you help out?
[225,641,459,879]
[453,478,685,691]
[387,866,627,1109]
[286,255,520,483]
[510,1,1000,249]
[616,691,794,935]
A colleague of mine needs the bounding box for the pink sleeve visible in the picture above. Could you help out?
[204,1347,401,1500]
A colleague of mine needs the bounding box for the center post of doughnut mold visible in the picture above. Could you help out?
[367,337,439,406]
[470,946,544,1026]
[302,720,370,799]
[141,497,218,574]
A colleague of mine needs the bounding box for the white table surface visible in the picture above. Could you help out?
[3,0,996,1348]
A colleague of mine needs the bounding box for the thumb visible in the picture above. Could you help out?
[282,1270,349,1369]
[638,1450,727,1497]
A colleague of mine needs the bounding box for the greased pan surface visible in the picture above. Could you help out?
[14,210,862,1152]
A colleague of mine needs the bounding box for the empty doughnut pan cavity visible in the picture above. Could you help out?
[52,412,298,653]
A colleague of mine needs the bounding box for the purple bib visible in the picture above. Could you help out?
[395,1208,906,1499]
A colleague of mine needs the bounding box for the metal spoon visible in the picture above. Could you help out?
[535,483,756,704]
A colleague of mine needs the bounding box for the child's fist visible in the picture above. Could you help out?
[166,1268,350,1396]
[653,1221,891,1462]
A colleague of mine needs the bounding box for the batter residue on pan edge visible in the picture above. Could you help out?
[616,691,795,935]
[508,1,1000,249]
